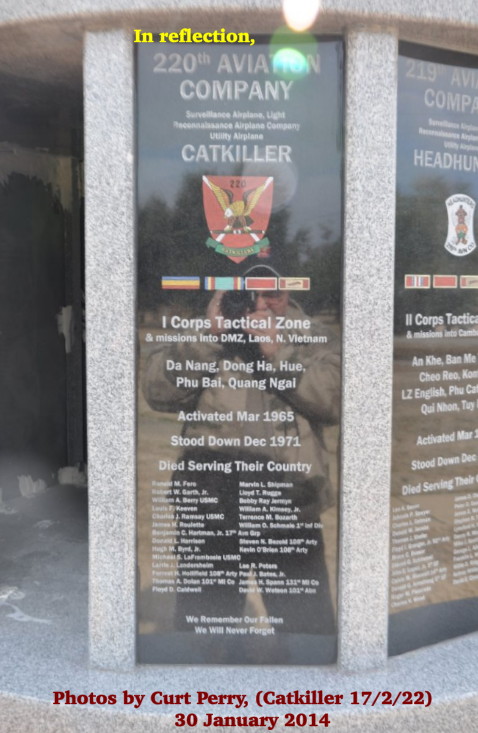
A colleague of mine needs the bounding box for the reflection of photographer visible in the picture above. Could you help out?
[143,265,341,641]
[207,272,292,361]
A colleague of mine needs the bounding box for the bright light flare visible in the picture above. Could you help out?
[283,0,320,31]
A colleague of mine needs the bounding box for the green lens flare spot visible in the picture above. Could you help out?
[272,48,309,79]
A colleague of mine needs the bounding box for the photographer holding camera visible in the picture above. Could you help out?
[143,265,340,643]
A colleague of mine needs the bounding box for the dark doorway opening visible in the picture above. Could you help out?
[0,42,87,643]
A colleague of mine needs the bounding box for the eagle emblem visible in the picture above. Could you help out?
[202,175,273,263]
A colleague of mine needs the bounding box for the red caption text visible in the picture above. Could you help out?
[52,688,433,728]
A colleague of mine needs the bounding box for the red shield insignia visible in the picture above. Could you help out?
[202,175,273,263]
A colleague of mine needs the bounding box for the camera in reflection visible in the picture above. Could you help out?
[220,291,256,321]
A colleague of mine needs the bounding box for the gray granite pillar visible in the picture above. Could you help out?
[339,28,398,671]
[84,30,136,669]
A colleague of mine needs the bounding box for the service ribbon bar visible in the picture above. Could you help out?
[279,277,311,291]
[204,276,244,290]
[161,276,201,290]
[460,275,478,288]
[433,275,458,289]
[245,277,277,291]
[404,274,431,289]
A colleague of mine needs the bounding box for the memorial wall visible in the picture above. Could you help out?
[135,33,478,666]
[390,43,478,654]
[136,35,343,664]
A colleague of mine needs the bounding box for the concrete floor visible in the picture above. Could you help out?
[0,485,89,704]
[0,483,88,632]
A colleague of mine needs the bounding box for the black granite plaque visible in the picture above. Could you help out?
[390,43,478,655]
[136,34,343,664]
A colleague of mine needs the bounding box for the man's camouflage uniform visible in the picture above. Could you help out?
[143,303,340,636]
